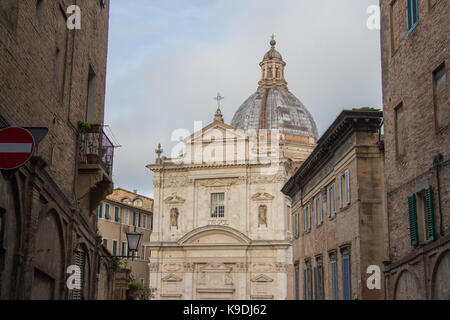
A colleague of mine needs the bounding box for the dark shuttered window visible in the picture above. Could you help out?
[424,186,436,241]
[408,194,419,246]
[98,203,102,218]
[406,0,419,34]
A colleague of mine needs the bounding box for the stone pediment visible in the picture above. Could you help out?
[164,193,186,204]
[162,274,183,282]
[187,122,247,144]
[200,263,233,273]
[251,274,274,283]
[251,192,275,201]
[198,178,238,187]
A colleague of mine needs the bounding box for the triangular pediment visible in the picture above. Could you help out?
[186,121,247,145]
[161,274,183,282]
[251,192,275,201]
[164,193,186,204]
[200,263,233,273]
[251,274,274,283]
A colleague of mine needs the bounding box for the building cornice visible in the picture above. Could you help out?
[282,109,383,197]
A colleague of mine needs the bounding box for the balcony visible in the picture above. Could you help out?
[77,126,115,212]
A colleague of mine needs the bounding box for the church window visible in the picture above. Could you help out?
[268,67,273,79]
[276,68,280,79]
[406,0,419,34]
[211,193,225,218]
[433,63,448,131]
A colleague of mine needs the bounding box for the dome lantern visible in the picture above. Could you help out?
[258,35,288,89]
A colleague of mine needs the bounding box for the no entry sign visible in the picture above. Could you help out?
[0,127,35,170]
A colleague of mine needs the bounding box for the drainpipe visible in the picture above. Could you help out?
[433,154,444,237]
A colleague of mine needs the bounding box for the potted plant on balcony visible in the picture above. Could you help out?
[78,121,102,164]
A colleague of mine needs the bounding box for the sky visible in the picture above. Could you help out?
[104,0,382,198]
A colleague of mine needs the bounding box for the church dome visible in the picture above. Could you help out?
[231,39,319,140]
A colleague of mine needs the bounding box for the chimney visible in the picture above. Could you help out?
[133,189,137,194]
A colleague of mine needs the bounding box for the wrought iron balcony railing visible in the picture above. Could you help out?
[79,128,114,177]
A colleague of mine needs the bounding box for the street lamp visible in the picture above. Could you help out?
[126,226,143,259]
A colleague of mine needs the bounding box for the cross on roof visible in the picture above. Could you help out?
[214,92,224,108]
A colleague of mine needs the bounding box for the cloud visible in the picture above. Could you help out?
[104,0,382,198]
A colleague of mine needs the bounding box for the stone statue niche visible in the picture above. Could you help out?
[170,208,179,229]
[258,205,267,227]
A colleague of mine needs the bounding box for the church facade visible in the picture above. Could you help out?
[146,39,317,300]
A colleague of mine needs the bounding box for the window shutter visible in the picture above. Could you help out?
[313,199,317,226]
[345,170,350,204]
[112,240,117,256]
[307,267,312,300]
[342,255,351,300]
[331,260,338,300]
[332,182,336,214]
[327,187,331,217]
[313,267,318,300]
[424,186,436,241]
[318,194,323,224]
[408,194,419,246]
[303,269,308,300]
[98,203,102,218]
[114,207,117,221]
[338,176,342,209]
[303,208,307,232]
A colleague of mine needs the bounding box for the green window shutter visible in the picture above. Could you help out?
[424,186,436,241]
[408,194,419,246]
[115,207,119,222]
[98,203,102,218]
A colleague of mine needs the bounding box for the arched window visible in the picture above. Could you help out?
[121,198,131,204]
[133,199,143,207]
[268,67,273,79]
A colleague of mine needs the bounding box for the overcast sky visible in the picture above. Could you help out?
[104,0,382,198]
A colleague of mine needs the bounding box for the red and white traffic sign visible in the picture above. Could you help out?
[0,127,35,170]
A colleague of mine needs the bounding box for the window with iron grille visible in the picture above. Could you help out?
[72,248,86,300]
[211,193,225,218]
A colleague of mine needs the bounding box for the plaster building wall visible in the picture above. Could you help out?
[97,189,153,288]
[380,0,449,299]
